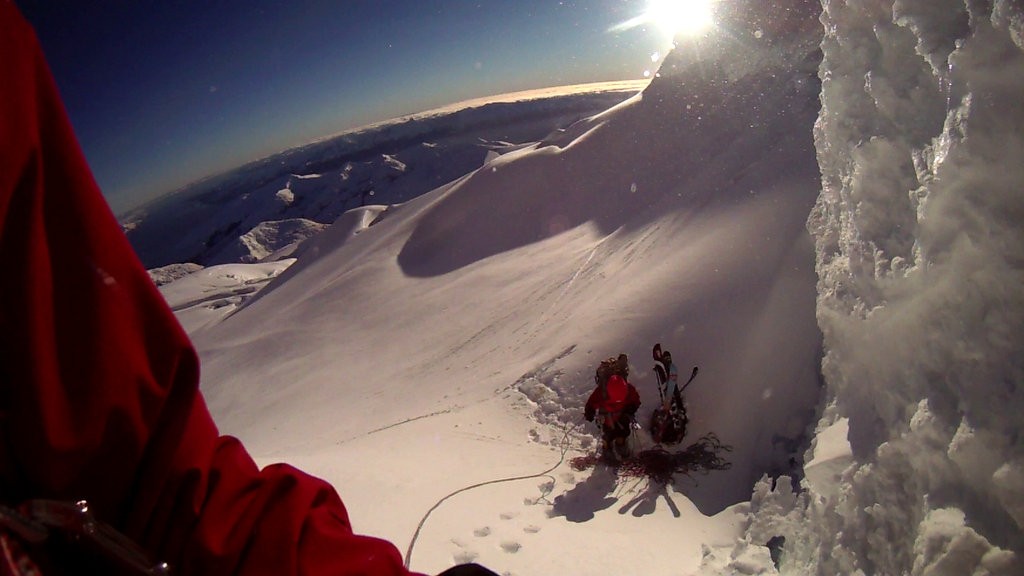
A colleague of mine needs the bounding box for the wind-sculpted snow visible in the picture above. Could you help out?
[121,88,640,269]
[741,1,1024,574]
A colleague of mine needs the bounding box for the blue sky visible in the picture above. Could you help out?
[17,0,675,214]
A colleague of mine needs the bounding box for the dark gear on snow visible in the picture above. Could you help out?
[650,343,697,445]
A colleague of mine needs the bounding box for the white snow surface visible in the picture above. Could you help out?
[153,2,1023,574]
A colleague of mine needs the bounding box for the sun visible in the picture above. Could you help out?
[646,0,715,39]
[606,0,717,43]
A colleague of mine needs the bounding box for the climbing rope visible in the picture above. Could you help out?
[617,433,733,485]
[403,421,581,569]
[570,432,733,485]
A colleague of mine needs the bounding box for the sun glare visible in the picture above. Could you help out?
[647,0,715,39]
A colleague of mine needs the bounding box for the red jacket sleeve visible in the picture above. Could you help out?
[0,6,422,575]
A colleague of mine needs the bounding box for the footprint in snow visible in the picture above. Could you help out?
[453,549,479,564]
[473,526,491,537]
[500,541,522,553]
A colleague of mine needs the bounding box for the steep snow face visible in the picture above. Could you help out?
[747,1,1024,574]
[192,3,825,519]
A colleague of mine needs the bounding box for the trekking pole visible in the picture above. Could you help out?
[679,366,699,393]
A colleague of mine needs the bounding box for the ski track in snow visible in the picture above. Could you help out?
[333,344,584,449]
[541,244,600,319]
[333,408,456,446]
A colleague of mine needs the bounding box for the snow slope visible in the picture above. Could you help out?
[158,7,824,575]
[154,1,1024,574]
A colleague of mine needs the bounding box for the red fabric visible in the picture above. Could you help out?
[0,5,422,575]
[584,375,640,416]
[605,375,627,405]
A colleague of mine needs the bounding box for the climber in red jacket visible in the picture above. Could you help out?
[0,5,492,575]
[584,356,641,461]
